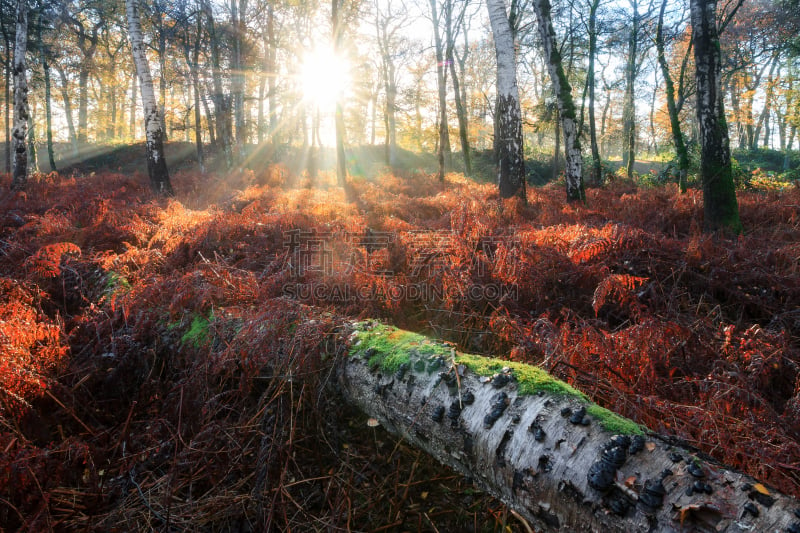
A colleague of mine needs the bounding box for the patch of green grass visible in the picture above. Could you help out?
[350,323,644,434]
[181,312,213,348]
[102,271,131,299]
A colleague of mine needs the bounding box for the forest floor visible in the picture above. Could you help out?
[0,147,799,531]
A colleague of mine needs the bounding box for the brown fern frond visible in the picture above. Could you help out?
[592,273,649,315]
[25,242,82,278]
[570,238,614,264]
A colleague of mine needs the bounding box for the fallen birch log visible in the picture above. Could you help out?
[338,321,800,532]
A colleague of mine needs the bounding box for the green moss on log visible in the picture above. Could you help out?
[349,323,644,434]
[350,323,452,373]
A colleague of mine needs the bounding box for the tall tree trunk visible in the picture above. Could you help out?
[553,107,560,181]
[4,31,11,174]
[487,0,526,200]
[11,0,28,190]
[430,0,450,182]
[129,72,137,139]
[375,6,398,167]
[126,0,173,196]
[40,28,56,172]
[586,0,602,186]
[203,0,232,168]
[622,0,638,180]
[201,89,216,147]
[691,0,741,234]
[192,16,204,172]
[73,23,98,146]
[533,0,584,202]
[753,55,779,150]
[341,323,800,533]
[657,0,689,192]
[55,65,79,157]
[266,3,278,145]
[231,0,248,161]
[445,0,471,175]
[332,0,347,187]
[158,29,168,141]
[26,107,37,172]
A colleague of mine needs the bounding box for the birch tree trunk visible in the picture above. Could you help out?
[10,0,28,191]
[487,0,526,200]
[4,30,12,174]
[340,322,800,532]
[691,0,741,234]
[533,0,584,202]
[126,0,173,196]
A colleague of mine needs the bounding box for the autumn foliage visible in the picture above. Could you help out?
[0,167,799,530]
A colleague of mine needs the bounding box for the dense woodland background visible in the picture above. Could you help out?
[1,0,799,185]
[2,0,800,531]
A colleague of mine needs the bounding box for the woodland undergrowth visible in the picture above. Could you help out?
[0,166,799,531]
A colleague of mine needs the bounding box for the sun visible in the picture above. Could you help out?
[300,46,351,109]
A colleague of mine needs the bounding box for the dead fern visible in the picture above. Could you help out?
[25,242,82,278]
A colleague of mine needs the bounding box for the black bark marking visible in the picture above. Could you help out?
[483,392,509,429]
[495,429,512,467]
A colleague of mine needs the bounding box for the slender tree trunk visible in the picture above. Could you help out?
[129,72,137,140]
[73,24,98,146]
[4,32,11,174]
[691,0,741,233]
[430,0,450,182]
[445,0,471,175]
[11,0,28,190]
[332,0,347,187]
[587,0,602,186]
[553,108,560,181]
[126,0,173,195]
[376,7,398,168]
[157,18,168,141]
[487,0,526,200]
[231,0,248,160]
[26,109,37,172]
[78,69,89,143]
[55,66,79,157]
[40,33,56,171]
[192,16,204,172]
[622,0,638,180]
[203,0,232,168]
[266,3,278,145]
[601,86,610,157]
[202,89,216,147]
[657,0,689,192]
[533,0,584,202]
[370,87,377,147]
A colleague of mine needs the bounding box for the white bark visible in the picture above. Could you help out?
[340,323,800,532]
[690,0,741,232]
[126,0,173,195]
[11,0,28,190]
[487,0,525,199]
[532,0,584,202]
